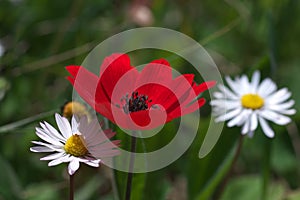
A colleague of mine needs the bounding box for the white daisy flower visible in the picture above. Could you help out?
[30,113,120,175]
[210,71,296,138]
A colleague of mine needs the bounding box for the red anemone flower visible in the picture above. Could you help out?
[66,53,215,130]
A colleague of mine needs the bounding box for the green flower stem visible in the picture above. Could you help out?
[261,138,272,200]
[262,10,275,200]
[125,133,137,200]
[69,174,74,200]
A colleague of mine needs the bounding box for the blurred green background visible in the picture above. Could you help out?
[1,0,300,199]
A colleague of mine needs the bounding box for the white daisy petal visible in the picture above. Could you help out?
[215,107,242,122]
[210,100,241,110]
[275,109,296,115]
[241,118,250,135]
[40,152,65,161]
[55,113,72,138]
[31,141,63,152]
[86,135,107,147]
[258,116,275,138]
[68,159,80,175]
[63,155,74,162]
[227,116,242,128]
[240,75,250,92]
[227,109,251,127]
[35,127,63,146]
[250,71,260,93]
[81,159,100,167]
[250,112,258,132]
[71,116,79,133]
[225,76,243,95]
[88,140,120,152]
[257,78,277,97]
[218,84,238,99]
[90,149,121,158]
[236,109,252,126]
[48,158,64,166]
[266,100,295,111]
[266,100,296,115]
[211,71,295,138]
[212,107,227,116]
[213,91,224,99]
[259,110,291,125]
[265,88,290,104]
[31,113,120,175]
[42,121,66,142]
[30,146,55,153]
[81,118,100,140]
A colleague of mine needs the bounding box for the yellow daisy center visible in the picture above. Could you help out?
[64,134,88,157]
[241,94,264,110]
[62,101,88,119]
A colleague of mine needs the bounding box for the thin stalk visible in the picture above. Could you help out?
[0,109,57,134]
[261,10,275,200]
[69,174,74,200]
[125,134,137,200]
[261,138,271,200]
[215,135,244,200]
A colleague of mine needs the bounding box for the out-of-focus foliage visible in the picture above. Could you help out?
[1,0,300,199]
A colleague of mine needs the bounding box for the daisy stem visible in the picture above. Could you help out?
[69,174,74,200]
[261,138,272,200]
[125,133,137,200]
[215,135,244,200]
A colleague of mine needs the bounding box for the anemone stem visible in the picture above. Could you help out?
[125,133,137,200]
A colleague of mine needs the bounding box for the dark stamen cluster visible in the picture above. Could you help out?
[122,91,152,114]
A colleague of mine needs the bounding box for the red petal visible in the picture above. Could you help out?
[176,80,216,110]
[66,65,80,77]
[193,81,216,94]
[130,110,151,127]
[167,98,206,120]
[66,66,100,108]
[139,58,172,82]
[110,106,167,130]
[135,58,172,98]
[165,74,196,113]
[137,84,177,111]
[182,98,206,116]
[67,76,75,84]
[94,102,115,123]
[129,109,167,130]
[108,64,140,106]
[151,58,171,66]
[98,53,138,99]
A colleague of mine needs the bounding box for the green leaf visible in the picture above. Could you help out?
[113,164,147,200]
[23,182,61,200]
[0,155,23,199]
[186,116,240,200]
[220,175,285,200]
[195,142,238,200]
[75,175,103,200]
[130,173,147,200]
[142,170,170,200]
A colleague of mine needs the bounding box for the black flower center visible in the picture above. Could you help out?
[122,91,152,114]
